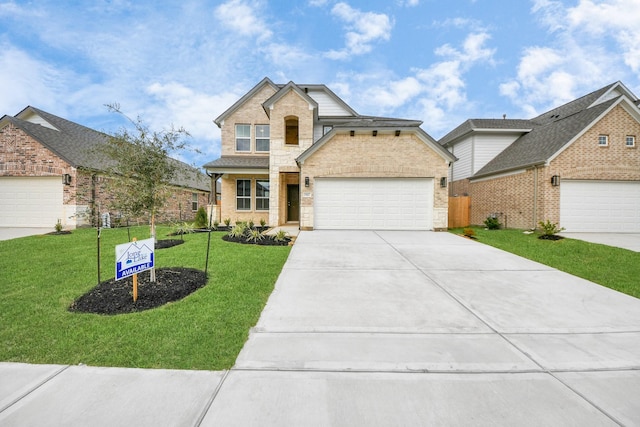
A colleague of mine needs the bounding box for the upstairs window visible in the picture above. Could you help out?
[236,124,251,152]
[626,135,636,147]
[598,135,609,146]
[285,116,299,145]
[256,125,270,152]
[236,179,251,210]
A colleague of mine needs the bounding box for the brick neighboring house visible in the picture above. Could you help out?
[204,77,455,231]
[440,81,640,232]
[0,106,211,229]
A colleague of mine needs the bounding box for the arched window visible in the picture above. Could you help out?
[285,116,299,145]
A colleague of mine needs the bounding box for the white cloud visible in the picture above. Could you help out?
[325,3,393,60]
[0,45,71,115]
[503,0,640,116]
[398,0,420,6]
[215,0,273,43]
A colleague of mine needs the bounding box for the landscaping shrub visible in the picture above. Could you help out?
[484,216,501,230]
[194,207,208,228]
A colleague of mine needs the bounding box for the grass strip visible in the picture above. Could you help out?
[0,226,290,370]
[450,227,640,299]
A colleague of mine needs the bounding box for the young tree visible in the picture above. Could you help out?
[100,104,193,282]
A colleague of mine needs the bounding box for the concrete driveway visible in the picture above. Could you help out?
[562,232,640,252]
[1,230,640,426]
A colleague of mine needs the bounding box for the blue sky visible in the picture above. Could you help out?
[2,0,639,167]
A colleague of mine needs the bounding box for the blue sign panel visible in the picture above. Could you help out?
[115,238,155,280]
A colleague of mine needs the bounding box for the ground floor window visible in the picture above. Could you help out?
[256,180,270,210]
[191,193,198,211]
[236,179,251,210]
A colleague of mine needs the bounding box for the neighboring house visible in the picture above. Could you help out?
[440,81,640,232]
[0,106,211,229]
[204,77,455,231]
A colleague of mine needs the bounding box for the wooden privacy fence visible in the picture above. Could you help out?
[448,196,470,228]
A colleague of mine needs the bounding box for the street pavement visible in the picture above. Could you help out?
[1,230,640,426]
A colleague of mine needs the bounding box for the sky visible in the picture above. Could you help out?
[2,0,640,168]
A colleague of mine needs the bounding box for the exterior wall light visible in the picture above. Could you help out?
[440,177,447,188]
[305,176,310,187]
[350,130,355,137]
[62,174,72,185]
[551,175,560,186]
[372,130,377,137]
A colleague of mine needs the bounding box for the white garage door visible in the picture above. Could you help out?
[560,180,640,232]
[314,178,434,230]
[0,177,63,227]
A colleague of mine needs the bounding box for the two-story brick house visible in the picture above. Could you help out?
[440,81,640,232]
[204,77,456,231]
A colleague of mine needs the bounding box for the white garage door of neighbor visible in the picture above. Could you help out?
[0,177,63,227]
[314,178,434,230]
[560,180,640,232]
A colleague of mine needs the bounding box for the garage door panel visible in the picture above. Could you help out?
[0,177,63,227]
[315,178,433,230]
[560,181,640,232]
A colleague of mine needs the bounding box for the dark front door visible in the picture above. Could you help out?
[287,184,300,222]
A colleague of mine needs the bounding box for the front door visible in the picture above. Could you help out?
[287,184,300,222]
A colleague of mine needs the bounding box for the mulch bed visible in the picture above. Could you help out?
[222,234,290,246]
[538,235,564,240]
[156,239,185,249]
[69,268,207,315]
[47,231,72,235]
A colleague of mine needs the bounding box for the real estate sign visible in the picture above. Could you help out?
[115,238,155,280]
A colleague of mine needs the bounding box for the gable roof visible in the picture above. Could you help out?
[297,118,456,164]
[474,98,618,178]
[439,119,534,147]
[262,81,319,119]
[1,106,210,192]
[214,77,279,127]
[440,81,640,179]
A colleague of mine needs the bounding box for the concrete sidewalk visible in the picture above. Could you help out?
[2,230,640,426]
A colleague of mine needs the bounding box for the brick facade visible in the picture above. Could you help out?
[464,103,640,229]
[1,124,209,228]
[299,132,450,230]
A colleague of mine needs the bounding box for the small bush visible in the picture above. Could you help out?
[538,220,565,236]
[463,227,476,238]
[194,207,208,228]
[248,218,255,229]
[229,223,248,238]
[260,218,267,227]
[246,229,264,243]
[223,217,231,226]
[212,220,219,230]
[484,216,501,230]
[274,230,289,242]
[54,220,63,233]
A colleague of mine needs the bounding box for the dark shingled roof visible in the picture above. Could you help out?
[474,98,617,178]
[439,119,534,146]
[335,116,424,128]
[203,156,269,170]
[3,106,210,192]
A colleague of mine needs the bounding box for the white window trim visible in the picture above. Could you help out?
[255,124,270,152]
[626,135,636,147]
[236,124,251,152]
[191,193,198,211]
[236,179,251,211]
[598,135,609,146]
[255,179,269,211]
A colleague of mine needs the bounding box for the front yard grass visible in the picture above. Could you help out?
[450,227,640,299]
[0,226,290,370]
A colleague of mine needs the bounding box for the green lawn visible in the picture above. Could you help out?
[450,227,640,299]
[0,226,290,370]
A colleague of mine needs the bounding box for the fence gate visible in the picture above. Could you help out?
[448,196,470,228]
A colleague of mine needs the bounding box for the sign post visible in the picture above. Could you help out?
[115,237,155,302]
